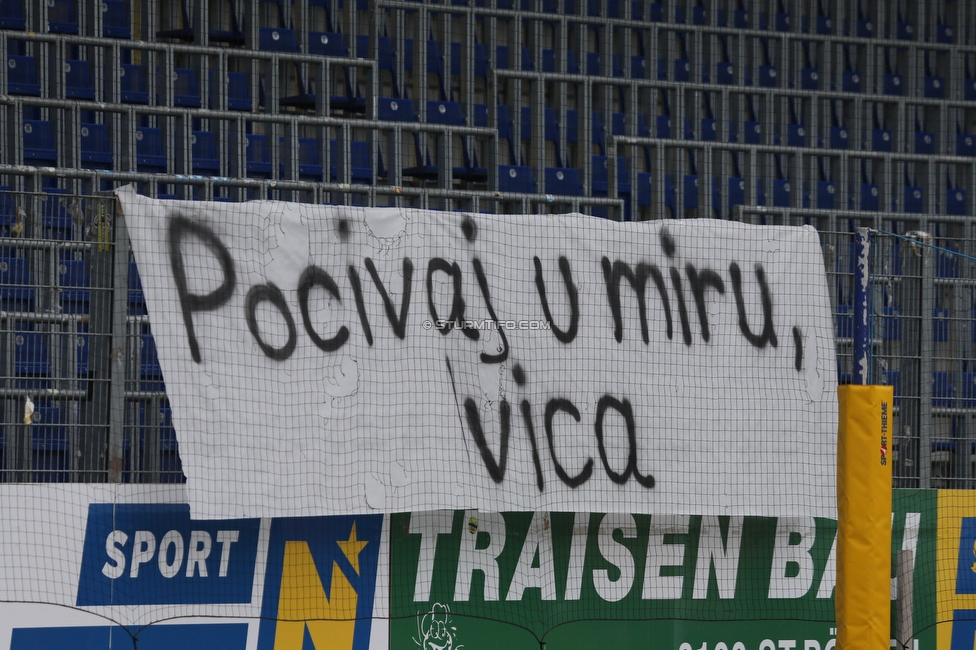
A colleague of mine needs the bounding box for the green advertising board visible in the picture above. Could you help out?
[390,490,936,649]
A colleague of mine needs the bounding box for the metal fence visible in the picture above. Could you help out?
[739,205,976,489]
[0,187,974,486]
[0,190,183,483]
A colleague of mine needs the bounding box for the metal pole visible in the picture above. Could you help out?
[853,227,871,385]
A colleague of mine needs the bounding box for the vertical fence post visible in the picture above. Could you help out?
[109,202,130,483]
[853,227,872,385]
[919,235,934,489]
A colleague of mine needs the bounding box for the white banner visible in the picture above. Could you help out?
[117,186,837,520]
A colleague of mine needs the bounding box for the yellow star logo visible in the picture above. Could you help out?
[336,522,368,575]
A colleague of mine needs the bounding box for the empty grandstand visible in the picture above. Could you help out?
[0,0,973,489]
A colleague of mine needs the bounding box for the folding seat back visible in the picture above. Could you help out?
[80,123,113,170]
[102,0,131,38]
[23,120,57,167]
[65,59,95,100]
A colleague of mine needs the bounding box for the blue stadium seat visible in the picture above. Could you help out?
[0,186,14,241]
[7,55,40,96]
[715,36,734,85]
[308,30,347,57]
[657,89,692,140]
[914,111,934,156]
[305,29,364,111]
[815,159,836,210]
[870,104,892,152]
[756,39,777,88]
[679,171,700,212]
[882,305,901,341]
[800,42,819,90]
[923,51,945,99]
[376,33,415,92]
[245,134,273,179]
[377,96,416,121]
[102,0,130,38]
[468,41,490,80]
[882,48,903,96]
[135,127,167,174]
[933,307,950,343]
[628,43,647,80]
[15,330,50,385]
[59,259,90,314]
[278,137,323,182]
[808,0,832,34]
[173,68,201,108]
[329,139,372,185]
[0,257,32,311]
[592,156,630,196]
[841,45,861,93]
[419,99,486,183]
[858,163,879,211]
[376,97,437,181]
[935,243,959,279]
[498,165,535,194]
[592,156,631,220]
[23,120,57,167]
[727,169,746,215]
[895,7,914,41]
[742,95,761,145]
[961,373,976,408]
[544,108,568,169]
[947,175,967,216]
[636,171,677,216]
[957,122,975,157]
[226,72,252,111]
[65,59,95,100]
[119,64,148,104]
[858,182,879,212]
[754,156,791,209]
[542,48,569,74]
[496,104,527,170]
[191,131,220,176]
[933,371,953,408]
[80,124,113,171]
[545,166,582,197]
[644,1,664,22]
[828,101,848,149]
[48,0,78,34]
[421,98,466,175]
[209,71,252,111]
[786,98,806,148]
[758,0,790,31]
[494,45,532,71]
[852,0,873,38]
[965,58,976,102]
[0,0,24,30]
[258,25,314,109]
[40,189,72,239]
[903,182,923,214]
